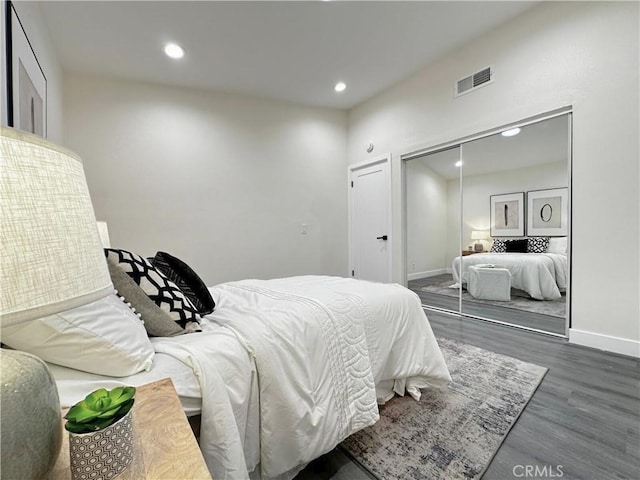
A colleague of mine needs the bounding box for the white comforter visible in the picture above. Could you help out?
[153,276,450,479]
[452,253,567,300]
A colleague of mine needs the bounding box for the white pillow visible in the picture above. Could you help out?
[547,237,568,254]
[1,294,154,377]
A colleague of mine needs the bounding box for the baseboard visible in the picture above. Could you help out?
[408,269,448,281]
[569,329,640,358]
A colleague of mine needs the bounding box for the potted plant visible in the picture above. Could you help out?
[65,386,136,480]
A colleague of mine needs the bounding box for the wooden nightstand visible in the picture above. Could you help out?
[49,378,212,479]
[462,250,483,256]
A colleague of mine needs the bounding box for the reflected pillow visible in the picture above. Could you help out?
[547,237,568,254]
[527,237,549,253]
[151,251,215,316]
[0,294,154,377]
[505,239,528,253]
[105,248,201,331]
[490,239,506,253]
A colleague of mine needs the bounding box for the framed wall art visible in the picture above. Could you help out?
[527,187,568,237]
[490,192,525,237]
[6,0,47,137]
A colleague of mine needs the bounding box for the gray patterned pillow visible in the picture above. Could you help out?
[106,258,186,337]
[104,248,201,331]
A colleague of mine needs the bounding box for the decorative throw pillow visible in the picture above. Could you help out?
[505,239,528,253]
[527,237,549,253]
[106,258,186,337]
[0,294,154,377]
[490,239,506,253]
[151,251,215,316]
[105,248,201,331]
[547,237,568,254]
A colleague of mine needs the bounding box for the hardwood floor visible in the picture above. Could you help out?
[296,312,640,480]
[408,276,567,335]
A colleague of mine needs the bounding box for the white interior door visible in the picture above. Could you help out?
[349,156,391,283]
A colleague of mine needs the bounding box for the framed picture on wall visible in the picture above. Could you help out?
[527,187,568,237]
[5,0,47,137]
[490,192,525,237]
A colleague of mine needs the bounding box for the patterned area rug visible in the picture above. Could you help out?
[341,337,547,480]
[420,280,566,318]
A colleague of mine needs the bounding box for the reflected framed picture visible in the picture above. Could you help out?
[490,192,524,237]
[527,187,568,237]
[6,0,47,137]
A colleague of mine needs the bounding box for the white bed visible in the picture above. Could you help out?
[452,252,567,300]
[48,275,450,480]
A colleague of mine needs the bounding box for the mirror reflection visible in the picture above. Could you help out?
[406,114,570,335]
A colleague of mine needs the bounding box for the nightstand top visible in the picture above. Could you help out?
[49,378,212,480]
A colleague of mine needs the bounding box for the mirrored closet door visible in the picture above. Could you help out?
[405,113,571,336]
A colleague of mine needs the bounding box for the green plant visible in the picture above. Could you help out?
[64,386,136,434]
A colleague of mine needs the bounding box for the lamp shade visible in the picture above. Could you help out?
[96,221,111,248]
[0,127,112,326]
[471,230,486,240]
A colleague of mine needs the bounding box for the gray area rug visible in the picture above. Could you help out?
[420,281,566,318]
[341,337,547,480]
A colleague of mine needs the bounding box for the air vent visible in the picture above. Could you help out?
[455,66,493,97]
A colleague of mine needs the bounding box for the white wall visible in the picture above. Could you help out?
[348,2,639,352]
[1,1,64,142]
[64,73,348,286]
[455,160,567,260]
[406,161,448,279]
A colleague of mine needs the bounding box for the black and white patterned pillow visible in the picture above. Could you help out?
[105,248,201,331]
[490,239,506,253]
[528,237,549,253]
[152,251,215,316]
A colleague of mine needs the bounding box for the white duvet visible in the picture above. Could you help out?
[153,275,450,479]
[452,253,567,300]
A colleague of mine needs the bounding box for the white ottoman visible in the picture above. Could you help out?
[467,265,511,301]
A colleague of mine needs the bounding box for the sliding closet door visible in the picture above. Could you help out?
[405,146,462,314]
[459,115,571,334]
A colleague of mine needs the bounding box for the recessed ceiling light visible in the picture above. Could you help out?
[334,82,346,93]
[455,160,463,167]
[164,43,184,59]
[501,127,521,137]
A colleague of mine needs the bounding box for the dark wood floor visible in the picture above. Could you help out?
[296,312,640,480]
[408,275,566,335]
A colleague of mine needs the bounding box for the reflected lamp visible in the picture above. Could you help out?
[0,127,112,479]
[471,230,487,252]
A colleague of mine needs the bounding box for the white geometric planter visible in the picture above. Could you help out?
[68,410,134,480]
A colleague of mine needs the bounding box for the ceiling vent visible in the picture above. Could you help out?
[455,66,493,97]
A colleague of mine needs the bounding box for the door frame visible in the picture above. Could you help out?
[348,154,393,282]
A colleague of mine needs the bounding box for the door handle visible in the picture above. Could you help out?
[376,235,388,241]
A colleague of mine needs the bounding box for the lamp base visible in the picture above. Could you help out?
[0,349,62,479]
[474,242,484,252]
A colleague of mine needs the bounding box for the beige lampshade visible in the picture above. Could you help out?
[471,230,486,240]
[0,127,113,326]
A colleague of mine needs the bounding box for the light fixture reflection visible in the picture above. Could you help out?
[334,82,346,92]
[164,43,184,59]
[501,127,521,137]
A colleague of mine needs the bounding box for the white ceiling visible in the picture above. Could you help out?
[38,1,537,110]
[412,114,570,180]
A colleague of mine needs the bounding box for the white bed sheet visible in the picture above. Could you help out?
[48,351,202,415]
[452,252,567,300]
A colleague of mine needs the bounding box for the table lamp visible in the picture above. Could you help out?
[1,127,113,479]
[471,230,486,252]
